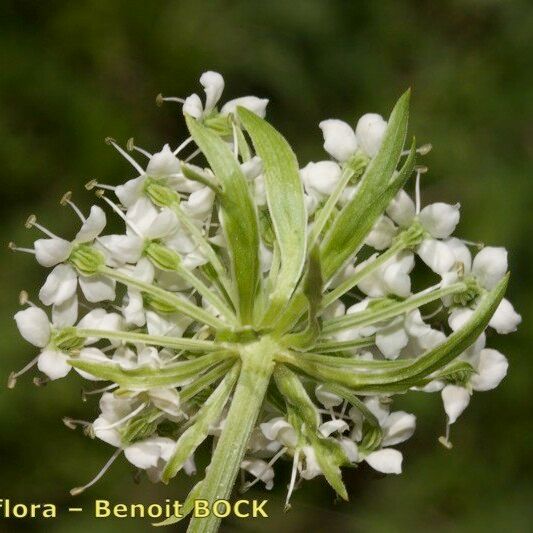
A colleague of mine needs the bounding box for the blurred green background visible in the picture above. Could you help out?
[1,0,531,531]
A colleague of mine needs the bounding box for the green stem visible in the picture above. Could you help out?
[100,266,226,330]
[322,282,466,335]
[75,328,223,352]
[187,338,276,533]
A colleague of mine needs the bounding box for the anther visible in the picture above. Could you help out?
[60,191,72,206]
[126,137,135,151]
[155,93,164,107]
[19,290,29,305]
[415,165,429,174]
[418,143,433,155]
[33,376,49,387]
[63,417,77,430]
[105,137,144,174]
[438,435,453,449]
[7,372,17,389]
[95,189,105,198]
[85,179,98,190]
[25,214,36,229]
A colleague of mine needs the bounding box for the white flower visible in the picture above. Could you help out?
[34,206,106,268]
[300,161,342,196]
[319,112,387,161]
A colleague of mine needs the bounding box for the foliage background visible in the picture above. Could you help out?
[1,0,531,531]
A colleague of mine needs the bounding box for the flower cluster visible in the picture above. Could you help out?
[11,71,520,531]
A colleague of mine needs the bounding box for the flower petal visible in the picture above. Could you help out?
[489,298,521,334]
[79,274,116,303]
[418,238,456,275]
[472,246,507,290]
[39,264,77,306]
[37,349,71,380]
[386,189,415,227]
[355,113,387,157]
[221,96,269,118]
[441,384,470,424]
[14,307,51,347]
[34,238,72,267]
[365,448,403,474]
[75,206,106,242]
[318,119,358,161]
[200,71,224,113]
[471,349,508,391]
[419,202,460,238]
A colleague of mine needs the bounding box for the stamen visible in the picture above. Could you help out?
[96,191,144,237]
[63,417,92,430]
[403,143,433,156]
[422,304,443,320]
[8,355,40,388]
[414,166,428,215]
[8,242,36,255]
[285,449,300,511]
[33,376,49,387]
[461,238,484,250]
[70,448,122,496]
[126,138,152,158]
[60,192,86,222]
[242,447,287,492]
[105,137,144,174]
[81,383,117,402]
[25,215,61,239]
[185,147,201,162]
[232,123,239,159]
[173,136,194,156]
[156,94,186,107]
[438,419,453,449]
[85,179,116,192]
[94,402,147,431]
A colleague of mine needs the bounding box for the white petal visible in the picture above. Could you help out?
[300,161,342,196]
[448,307,475,331]
[184,187,215,219]
[419,203,460,238]
[115,176,145,208]
[52,294,78,327]
[260,418,298,448]
[146,144,181,177]
[386,189,415,227]
[319,419,349,437]
[365,216,397,250]
[471,349,508,391]
[444,237,472,273]
[383,259,413,297]
[315,384,343,408]
[376,322,409,359]
[75,206,106,243]
[183,93,203,118]
[126,197,158,235]
[144,209,178,239]
[34,238,72,267]
[37,349,71,380]
[14,307,51,347]
[489,298,521,334]
[200,71,224,113]
[365,448,402,474]
[382,412,416,446]
[404,310,430,337]
[39,264,77,306]
[150,388,181,417]
[472,246,507,290]
[98,235,144,264]
[221,96,269,118]
[441,384,470,424]
[125,441,162,469]
[300,446,322,479]
[240,156,263,180]
[418,238,456,275]
[339,438,359,463]
[318,119,358,161]
[79,274,116,303]
[355,113,387,157]
[93,416,121,447]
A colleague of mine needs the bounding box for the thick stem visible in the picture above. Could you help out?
[187,338,276,533]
